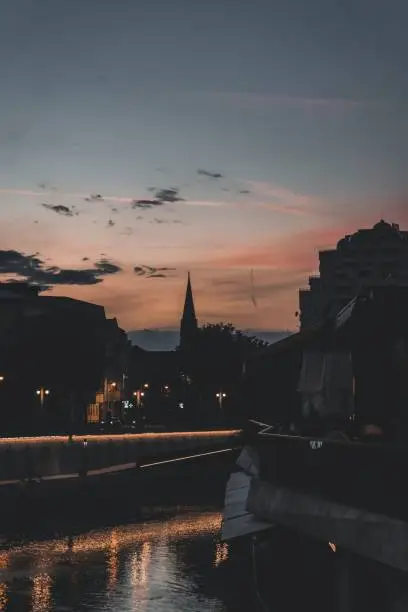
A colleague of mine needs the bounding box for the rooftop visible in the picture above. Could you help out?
[337,220,408,250]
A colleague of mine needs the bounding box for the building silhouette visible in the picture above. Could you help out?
[180,271,198,347]
[299,220,408,328]
[0,283,108,431]
[127,273,198,424]
[0,282,131,432]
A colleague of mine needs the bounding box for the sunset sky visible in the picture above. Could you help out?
[1,0,408,346]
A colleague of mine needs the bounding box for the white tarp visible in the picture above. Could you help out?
[221,447,272,541]
[323,351,354,416]
[298,351,326,417]
[298,350,354,417]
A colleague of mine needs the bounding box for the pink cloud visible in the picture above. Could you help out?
[240,180,325,216]
[2,184,407,334]
[209,225,350,272]
[49,209,408,332]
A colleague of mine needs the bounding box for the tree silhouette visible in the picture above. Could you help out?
[177,322,268,398]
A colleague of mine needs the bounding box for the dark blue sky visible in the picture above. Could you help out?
[0,0,407,336]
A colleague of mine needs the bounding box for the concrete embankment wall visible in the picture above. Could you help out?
[247,479,408,575]
[0,430,241,482]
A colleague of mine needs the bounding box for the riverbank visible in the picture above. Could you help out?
[0,446,240,532]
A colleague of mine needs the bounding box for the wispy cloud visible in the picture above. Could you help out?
[209,216,385,275]
[185,199,233,208]
[131,199,163,210]
[242,180,319,215]
[0,188,131,204]
[41,203,76,217]
[134,264,176,278]
[0,181,343,219]
[84,193,104,202]
[197,169,223,179]
[192,91,369,111]
[119,227,134,236]
[154,188,184,203]
[131,187,184,209]
[150,218,184,224]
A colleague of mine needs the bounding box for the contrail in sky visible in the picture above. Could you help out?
[250,268,258,308]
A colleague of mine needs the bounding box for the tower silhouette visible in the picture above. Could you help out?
[180,271,198,346]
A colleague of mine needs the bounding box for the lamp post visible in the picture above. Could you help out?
[36,387,50,409]
[133,390,145,408]
[107,381,118,420]
[216,391,227,409]
[122,373,128,399]
[0,377,5,416]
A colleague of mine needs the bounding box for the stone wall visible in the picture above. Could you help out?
[0,430,240,482]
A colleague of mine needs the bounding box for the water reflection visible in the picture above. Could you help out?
[0,583,7,611]
[32,574,52,612]
[214,542,229,567]
[130,542,152,587]
[106,529,119,590]
[0,552,7,570]
[0,509,240,611]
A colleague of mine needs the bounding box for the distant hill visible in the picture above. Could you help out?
[127,328,293,351]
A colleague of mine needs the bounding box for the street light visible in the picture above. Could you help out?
[143,383,149,389]
[0,376,4,382]
[216,391,227,409]
[133,390,145,407]
[36,387,50,409]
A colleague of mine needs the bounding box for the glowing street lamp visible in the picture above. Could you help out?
[143,383,149,389]
[133,390,145,407]
[36,387,50,409]
[216,391,227,409]
[0,376,4,382]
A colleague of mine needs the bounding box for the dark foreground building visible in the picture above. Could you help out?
[243,285,408,439]
[0,283,126,434]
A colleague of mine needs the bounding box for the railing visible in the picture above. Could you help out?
[256,433,408,522]
[0,430,240,483]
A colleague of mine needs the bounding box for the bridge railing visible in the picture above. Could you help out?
[0,430,241,482]
[256,433,408,522]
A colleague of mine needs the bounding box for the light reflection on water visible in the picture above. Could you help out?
[32,574,52,612]
[0,510,233,611]
[0,583,7,611]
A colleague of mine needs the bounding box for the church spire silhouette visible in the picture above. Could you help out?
[180,271,198,345]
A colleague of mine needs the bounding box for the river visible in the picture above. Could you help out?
[0,449,407,612]
[0,504,256,612]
